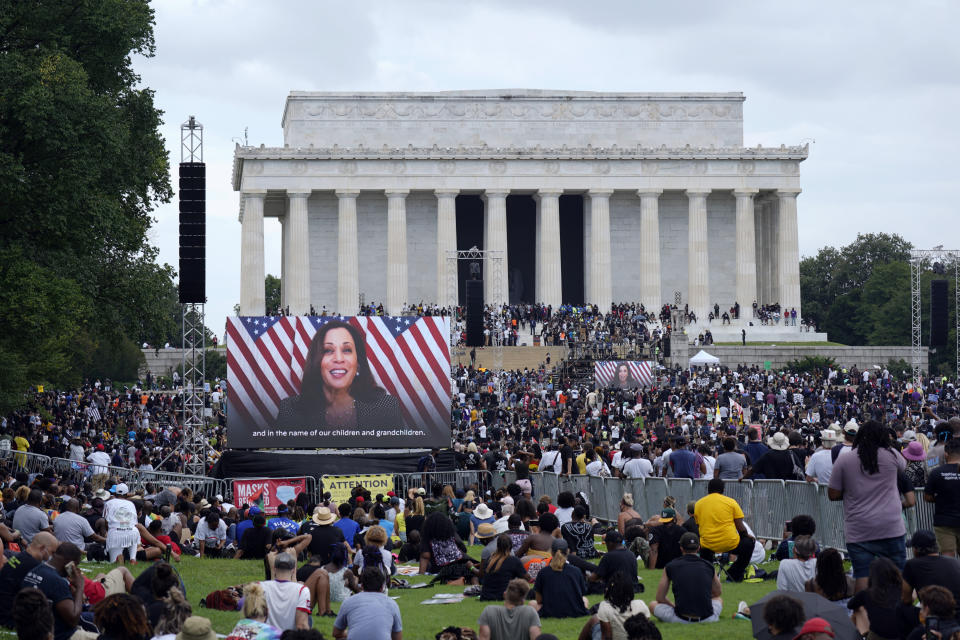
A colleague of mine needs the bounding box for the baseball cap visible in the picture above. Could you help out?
[906,529,937,549]
[500,496,514,505]
[248,506,262,516]
[660,507,676,522]
[679,532,700,551]
[843,420,859,435]
[900,430,917,443]
[792,618,834,640]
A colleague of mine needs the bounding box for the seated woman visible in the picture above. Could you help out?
[533,538,589,618]
[479,534,531,601]
[297,545,358,618]
[355,525,396,591]
[804,547,854,607]
[517,512,560,581]
[847,558,903,640]
[578,572,651,640]
[225,582,282,640]
[419,512,476,585]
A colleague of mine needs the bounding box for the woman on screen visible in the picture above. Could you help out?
[615,362,637,389]
[273,320,404,429]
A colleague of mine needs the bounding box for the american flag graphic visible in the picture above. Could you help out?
[226,316,451,446]
[594,361,655,388]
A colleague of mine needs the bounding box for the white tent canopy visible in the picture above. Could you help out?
[689,350,720,365]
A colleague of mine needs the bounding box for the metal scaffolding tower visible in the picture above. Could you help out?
[910,248,960,384]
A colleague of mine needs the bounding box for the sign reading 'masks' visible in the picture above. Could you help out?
[233,478,306,515]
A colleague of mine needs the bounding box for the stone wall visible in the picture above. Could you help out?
[140,349,186,378]
[676,345,924,370]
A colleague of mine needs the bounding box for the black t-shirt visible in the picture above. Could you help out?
[484,451,507,473]
[665,554,715,619]
[560,445,575,472]
[239,526,272,559]
[752,450,798,480]
[534,564,588,618]
[927,463,960,526]
[130,562,186,607]
[561,521,597,558]
[681,517,699,536]
[465,451,483,470]
[650,523,686,569]
[405,515,425,535]
[0,552,40,626]
[848,590,900,636]
[22,563,73,640]
[594,547,638,587]
[903,555,960,603]
[480,555,527,601]
[299,523,346,563]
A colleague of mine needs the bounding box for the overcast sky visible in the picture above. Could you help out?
[135,0,960,332]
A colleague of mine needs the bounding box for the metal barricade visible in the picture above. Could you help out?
[720,479,753,524]
[539,473,560,500]
[750,480,786,540]
[0,449,51,473]
[816,484,847,552]
[397,470,495,498]
[666,478,695,515]
[641,477,669,517]
[604,477,629,522]
[912,488,936,535]
[587,476,612,521]
[691,478,711,502]
[783,481,821,528]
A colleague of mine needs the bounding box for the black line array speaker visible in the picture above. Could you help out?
[179,162,206,303]
[930,279,948,347]
[465,279,485,347]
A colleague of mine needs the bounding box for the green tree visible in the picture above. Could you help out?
[0,1,171,409]
[265,274,281,314]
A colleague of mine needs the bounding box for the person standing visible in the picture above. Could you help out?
[805,429,839,484]
[828,420,907,591]
[923,438,960,557]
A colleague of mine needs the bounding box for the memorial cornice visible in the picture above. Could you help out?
[233,144,808,189]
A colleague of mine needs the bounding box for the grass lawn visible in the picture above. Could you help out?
[74,550,781,640]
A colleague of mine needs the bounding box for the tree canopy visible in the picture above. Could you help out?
[0,0,175,410]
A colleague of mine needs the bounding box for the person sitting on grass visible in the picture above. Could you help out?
[151,587,192,640]
[419,512,476,585]
[649,532,723,624]
[11,587,55,640]
[590,531,641,594]
[398,530,421,563]
[693,479,755,582]
[298,545,359,619]
[533,538,588,618]
[622,613,662,640]
[355,525,396,591]
[905,586,960,640]
[332,567,402,640]
[235,514,271,560]
[776,535,817,592]
[517,512,560,581]
[480,534,531,601]
[93,593,153,640]
[579,571,651,640]
[761,594,805,640]
[259,552,311,631]
[477,578,541,640]
[847,557,903,640]
[804,547,854,606]
[225,582,282,640]
[774,514,817,560]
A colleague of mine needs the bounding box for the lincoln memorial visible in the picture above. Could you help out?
[233,90,808,330]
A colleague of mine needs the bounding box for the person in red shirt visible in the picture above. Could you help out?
[83,566,134,605]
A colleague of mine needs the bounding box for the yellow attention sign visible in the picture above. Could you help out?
[323,474,395,504]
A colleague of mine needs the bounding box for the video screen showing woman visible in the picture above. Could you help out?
[615,362,638,389]
[273,320,404,429]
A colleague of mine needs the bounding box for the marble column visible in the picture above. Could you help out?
[284,191,311,315]
[734,188,759,318]
[484,190,509,306]
[279,216,287,311]
[239,190,266,316]
[385,189,409,315]
[777,188,802,322]
[588,190,613,311]
[537,190,563,308]
[435,189,459,308]
[686,188,711,322]
[637,189,663,312]
[336,190,360,315]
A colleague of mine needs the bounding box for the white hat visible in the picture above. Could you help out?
[474,503,493,520]
[820,429,839,443]
[900,430,917,443]
[114,483,129,496]
[768,432,789,451]
[843,420,859,436]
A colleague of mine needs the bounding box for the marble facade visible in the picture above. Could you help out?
[233,90,808,325]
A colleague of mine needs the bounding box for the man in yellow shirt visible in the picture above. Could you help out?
[693,478,755,582]
[14,432,30,469]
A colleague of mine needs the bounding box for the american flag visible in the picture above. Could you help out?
[226,316,451,441]
[594,361,655,388]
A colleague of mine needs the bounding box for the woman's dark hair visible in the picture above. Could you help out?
[624,524,646,544]
[373,504,386,520]
[514,498,536,520]
[361,544,385,576]
[763,594,804,633]
[360,566,386,592]
[814,548,847,600]
[853,420,893,474]
[205,511,219,527]
[557,491,575,509]
[297,320,385,413]
[789,514,816,537]
[280,630,327,640]
[537,512,559,534]
[488,534,513,574]
[723,437,737,451]
[867,557,902,606]
[616,363,636,387]
[421,511,456,544]
[12,587,54,640]
[605,571,634,614]
[623,612,663,640]
[571,505,587,521]
[94,593,152,640]
[329,543,348,569]
[151,562,179,599]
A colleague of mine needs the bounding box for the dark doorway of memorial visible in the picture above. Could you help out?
[506,195,535,304]
[455,194,484,306]
[559,194,584,305]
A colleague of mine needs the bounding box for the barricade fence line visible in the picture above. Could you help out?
[493,472,937,554]
[49,457,222,499]
[0,449,51,474]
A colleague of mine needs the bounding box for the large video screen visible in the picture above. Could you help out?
[226,316,451,448]
[594,361,656,389]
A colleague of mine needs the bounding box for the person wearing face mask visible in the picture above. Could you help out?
[0,531,59,627]
[273,320,403,430]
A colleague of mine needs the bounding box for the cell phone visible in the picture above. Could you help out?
[784,521,792,533]
[65,561,77,577]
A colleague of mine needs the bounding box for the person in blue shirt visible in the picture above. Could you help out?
[267,504,299,536]
[235,506,262,543]
[669,439,706,479]
[333,503,359,553]
[743,427,769,477]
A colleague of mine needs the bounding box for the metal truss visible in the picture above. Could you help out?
[180,304,207,475]
[910,248,960,384]
[446,246,505,372]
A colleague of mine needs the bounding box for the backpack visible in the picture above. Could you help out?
[199,586,241,610]
[430,538,463,568]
